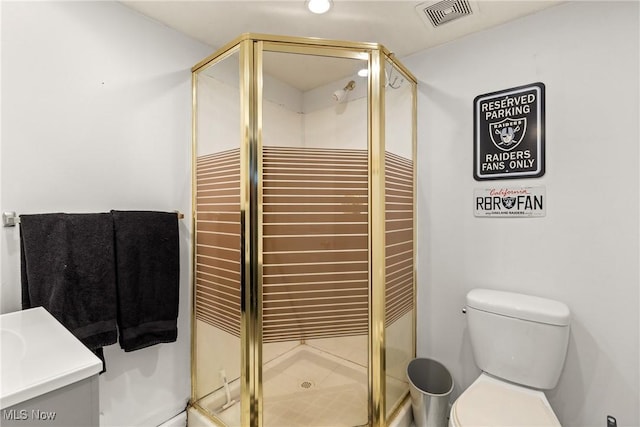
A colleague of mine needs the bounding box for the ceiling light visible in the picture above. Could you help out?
[307,0,332,14]
[357,68,369,77]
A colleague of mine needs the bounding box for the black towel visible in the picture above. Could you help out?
[20,213,118,354]
[111,210,179,352]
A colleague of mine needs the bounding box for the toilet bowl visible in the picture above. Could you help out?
[451,289,570,427]
[449,373,560,427]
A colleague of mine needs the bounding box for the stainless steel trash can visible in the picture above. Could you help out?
[407,358,454,427]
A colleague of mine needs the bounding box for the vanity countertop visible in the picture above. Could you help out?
[0,307,102,409]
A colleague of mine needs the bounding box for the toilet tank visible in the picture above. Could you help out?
[466,289,571,390]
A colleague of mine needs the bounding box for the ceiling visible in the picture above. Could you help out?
[122,0,564,90]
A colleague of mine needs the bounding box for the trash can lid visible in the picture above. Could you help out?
[451,377,560,427]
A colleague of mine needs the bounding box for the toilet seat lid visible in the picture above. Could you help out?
[452,378,561,427]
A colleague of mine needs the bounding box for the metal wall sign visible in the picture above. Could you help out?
[474,82,545,181]
[474,186,546,217]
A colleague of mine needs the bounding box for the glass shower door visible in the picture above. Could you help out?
[260,47,370,427]
[383,59,416,420]
[192,47,243,427]
[190,34,418,427]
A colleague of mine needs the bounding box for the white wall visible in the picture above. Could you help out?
[1,2,212,425]
[303,97,368,150]
[405,2,639,426]
[197,59,304,155]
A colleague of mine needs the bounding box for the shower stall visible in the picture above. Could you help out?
[189,34,417,427]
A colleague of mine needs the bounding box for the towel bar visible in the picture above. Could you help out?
[2,211,20,227]
[2,211,185,227]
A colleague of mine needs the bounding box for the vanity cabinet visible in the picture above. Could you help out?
[1,307,102,427]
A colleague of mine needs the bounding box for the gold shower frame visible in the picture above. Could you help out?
[190,33,418,427]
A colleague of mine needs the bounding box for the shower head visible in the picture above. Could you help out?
[332,89,347,102]
[332,80,356,102]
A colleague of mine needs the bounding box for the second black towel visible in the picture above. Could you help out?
[111,210,179,352]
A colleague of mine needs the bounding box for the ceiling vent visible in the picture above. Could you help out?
[415,0,478,28]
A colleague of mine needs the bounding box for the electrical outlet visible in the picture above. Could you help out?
[607,415,617,427]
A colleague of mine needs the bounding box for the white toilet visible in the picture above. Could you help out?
[449,288,571,427]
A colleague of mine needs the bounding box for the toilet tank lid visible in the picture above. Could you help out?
[466,289,570,326]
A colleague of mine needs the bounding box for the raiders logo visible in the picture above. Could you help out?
[502,197,516,209]
[489,117,527,152]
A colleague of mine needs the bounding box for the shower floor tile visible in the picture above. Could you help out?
[263,345,368,427]
[198,344,369,427]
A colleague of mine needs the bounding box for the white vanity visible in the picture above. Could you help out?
[1,307,102,426]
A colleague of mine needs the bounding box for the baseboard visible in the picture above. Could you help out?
[157,411,186,427]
